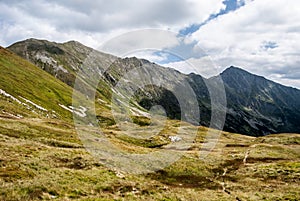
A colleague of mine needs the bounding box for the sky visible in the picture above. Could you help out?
[0,0,300,89]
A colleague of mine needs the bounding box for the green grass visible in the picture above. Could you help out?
[0,47,76,120]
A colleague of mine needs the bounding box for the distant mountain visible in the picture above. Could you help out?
[7,39,300,136]
[218,66,300,135]
[132,66,300,136]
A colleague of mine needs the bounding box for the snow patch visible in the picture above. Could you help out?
[130,108,150,118]
[0,89,22,104]
[97,98,107,104]
[0,88,51,116]
[111,88,125,99]
[19,96,48,111]
[56,65,68,73]
[59,104,87,117]
[169,136,182,143]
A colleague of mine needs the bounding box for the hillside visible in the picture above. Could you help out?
[8,39,300,136]
[218,67,300,135]
[0,43,299,200]
[1,115,299,200]
[0,46,76,120]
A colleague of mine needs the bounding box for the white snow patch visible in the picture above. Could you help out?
[115,98,127,107]
[97,98,107,104]
[0,88,51,115]
[19,96,48,111]
[169,136,182,143]
[130,108,150,118]
[111,88,125,99]
[56,65,68,73]
[59,104,73,112]
[0,89,22,104]
[59,104,87,117]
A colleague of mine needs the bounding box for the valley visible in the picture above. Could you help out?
[0,40,299,201]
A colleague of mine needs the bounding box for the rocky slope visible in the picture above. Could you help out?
[218,67,300,135]
[8,39,300,136]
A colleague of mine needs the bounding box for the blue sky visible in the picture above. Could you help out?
[179,0,246,36]
[155,0,247,64]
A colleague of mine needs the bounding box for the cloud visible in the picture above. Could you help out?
[0,0,225,48]
[126,50,170,63]
[100,29,179,56]
[162,56,220,77]
[174,0,300,88]
[0,0,299,89]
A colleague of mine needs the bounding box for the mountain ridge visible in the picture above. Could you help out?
[0,45,299,201]
[6,39,300,136]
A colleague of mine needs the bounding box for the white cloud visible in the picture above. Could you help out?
[184,0,300,88]
[162,56,220,78]
[100,29,179,56]
[0,0,225,48]
[126,50,169,64]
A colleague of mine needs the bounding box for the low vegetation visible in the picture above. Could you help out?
[0,114,299,201]
[0,44,299,200]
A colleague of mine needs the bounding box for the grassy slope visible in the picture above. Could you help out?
[0,47,299,200]
[0,117,299,201]
[0,46,74,119]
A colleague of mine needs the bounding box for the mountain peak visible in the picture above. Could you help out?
[23,38,59,46]
[5,38,300,136]
[63,40,85,47]
[221,66,251,75]
[221,66,268,83]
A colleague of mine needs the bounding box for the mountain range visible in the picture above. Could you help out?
[3,38,300,136]
[0,38,300,200]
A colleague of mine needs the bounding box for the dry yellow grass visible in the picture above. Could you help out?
[0,115,299,201]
